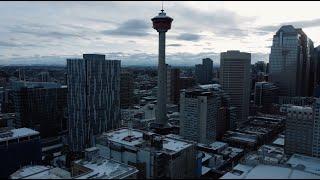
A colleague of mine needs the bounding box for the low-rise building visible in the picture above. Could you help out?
[72,147,139,179]
[0,127,42,178]
[95,128,197,179]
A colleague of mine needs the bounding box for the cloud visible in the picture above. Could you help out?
[0,41,19,47]
[175,5,254,38]
[176,33,201,41]
[10,24,82,39]
[81,17,119,25]
[0,41,39,48]
[101,19,150,37]
[256,18,320,34]
[168,43,182,47]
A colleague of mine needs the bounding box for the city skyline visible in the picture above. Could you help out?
[1,1,320,178]
[1,1,320,65]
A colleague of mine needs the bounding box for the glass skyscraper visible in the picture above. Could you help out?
[269,25,314,97]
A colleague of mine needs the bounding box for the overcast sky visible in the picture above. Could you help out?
[1,1,320,65]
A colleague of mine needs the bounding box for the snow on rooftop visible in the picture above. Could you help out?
[0,127,39,142]
[220,164,254,179]
[198,84,221,90]
[210,141,227,150]
[221,146,244,158]
[74,157,138,179]
[85,147,99,152]
[162,137,192,152]
[106,128,192,153]
[10,166,71,179]
[272,137,285,146]
[10,165,49,179]
[202,166,211,175]
[287,154,320,175]
[221,164,320,179]
[230,136,257,143]
[106,128,144,147]
[201,152,213,163]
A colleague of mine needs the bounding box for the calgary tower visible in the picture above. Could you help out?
[151,7,173,132]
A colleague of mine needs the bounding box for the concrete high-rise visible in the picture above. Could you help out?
[180,84,232,143]
[195,58,213,85]
[203,58,213,82]
[151,9,173,128]
[285,106,314,156]
[269,25,314,97]
[313,46,320,97]
[220,50,251,126]
[313,98,320,158]
[166,65,180,104]
[67,54,120,152]
[180,88,221,144]
[120,71,134,108]
[254,82,279,113]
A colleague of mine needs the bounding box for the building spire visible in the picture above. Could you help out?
[161,1,164,12]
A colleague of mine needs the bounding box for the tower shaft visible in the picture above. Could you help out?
[156,31,167,125]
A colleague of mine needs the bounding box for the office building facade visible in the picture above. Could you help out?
[195,58,213,85]
[180,88,222,144]
[220,50,251,126]
[254,82,279,113]
[313,46,320,97]
[12,81,67,139]
[166,65,180,104]
[285,106,314,156]
[0,128,42,178]
[313,98,320,157]
[67,54,120,152]
[120,71,134,108]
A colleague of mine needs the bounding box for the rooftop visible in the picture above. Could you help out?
[223,131,258,144]
[0,127,39,142]
[74,156,138,179]
[209,141,228,151]
[272,137,285,146]
[287,154,320,176]
[11,81,62,90]
[10,165,71,179]
[198,84,221,91]
[221,164,320,179]
[102,128,193,153]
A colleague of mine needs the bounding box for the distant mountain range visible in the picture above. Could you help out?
[0,52,269,67]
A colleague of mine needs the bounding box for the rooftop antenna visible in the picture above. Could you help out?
[128,111,133,137]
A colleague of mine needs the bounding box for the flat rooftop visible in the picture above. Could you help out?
[209,141,228,151]
[224,131,258,144]
[287,154,320,175]
[105,128,145,147]
[104,128,193,153]
[74,156,138,179]
[10,165,70,179]
[221,164,320,179]
[272,137,285,146]
[0,127,39,142]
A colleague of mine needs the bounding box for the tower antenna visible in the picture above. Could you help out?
[161,1,164,12]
